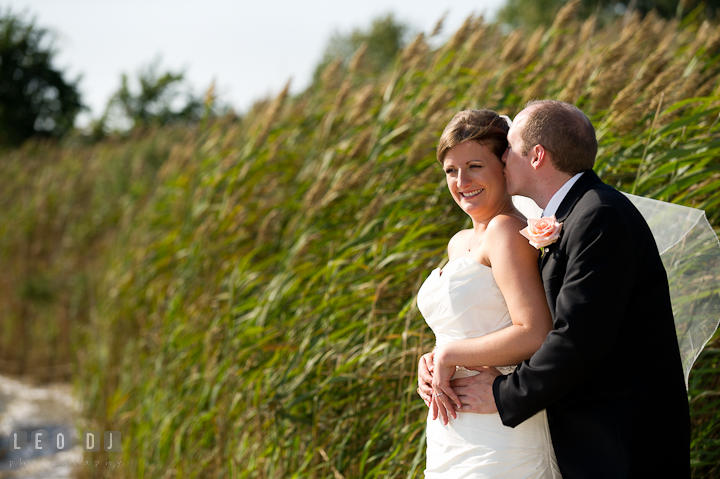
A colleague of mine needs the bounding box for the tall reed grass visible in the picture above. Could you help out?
[2,2,720,477]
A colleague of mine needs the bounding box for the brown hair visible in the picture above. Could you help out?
[436,109,510,163]
[520,100,597,174]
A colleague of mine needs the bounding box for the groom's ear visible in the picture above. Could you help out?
[530,144,547,170]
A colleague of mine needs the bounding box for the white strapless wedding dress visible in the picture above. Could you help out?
[417,256,561,478]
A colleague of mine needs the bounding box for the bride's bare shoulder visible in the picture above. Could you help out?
[447,229,472,259]
[488,213,527,232]
[486,213,529,246]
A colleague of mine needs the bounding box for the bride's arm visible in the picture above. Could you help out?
[432,215,552,415]
[440,215,551,367]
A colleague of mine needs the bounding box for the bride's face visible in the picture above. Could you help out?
[442,140,509,219]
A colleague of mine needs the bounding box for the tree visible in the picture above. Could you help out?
[0,9,82,146]
[313,14,411,80]
[96,59,205,135]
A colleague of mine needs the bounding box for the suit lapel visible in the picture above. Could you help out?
[554,170,601,224]
[539,170,601,271]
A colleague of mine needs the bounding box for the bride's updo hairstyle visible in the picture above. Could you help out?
[437,109,510,163]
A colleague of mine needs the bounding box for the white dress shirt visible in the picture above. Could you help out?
[542,172,584,218]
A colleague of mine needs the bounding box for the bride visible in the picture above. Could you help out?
[416,109,561,477]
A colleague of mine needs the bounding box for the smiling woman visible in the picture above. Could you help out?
[436,109,516,258]
[415,109,560,477]
[442,141,509,231]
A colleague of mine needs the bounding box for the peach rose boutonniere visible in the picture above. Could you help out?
[520,215,563,254]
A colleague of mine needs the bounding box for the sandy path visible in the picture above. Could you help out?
[0,374,82,478]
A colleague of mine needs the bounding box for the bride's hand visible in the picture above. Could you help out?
[431,351,462,424]
[417,352,434,407]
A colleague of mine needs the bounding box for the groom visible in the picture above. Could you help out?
[419,100,690,477]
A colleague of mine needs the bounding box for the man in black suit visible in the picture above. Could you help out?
[422,100,691,477]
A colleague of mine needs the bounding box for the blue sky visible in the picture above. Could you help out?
[6,0,505,125]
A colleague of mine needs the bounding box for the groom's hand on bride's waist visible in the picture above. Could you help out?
[450,367,501,414]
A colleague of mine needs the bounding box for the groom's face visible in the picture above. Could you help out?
[501,110,533,196]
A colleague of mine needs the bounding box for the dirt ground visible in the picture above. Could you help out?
[0,374,83,478]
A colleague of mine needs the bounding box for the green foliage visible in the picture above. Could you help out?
[94,59,205,136]
[0,9,83,146]
[2,8,720,479]
[0,124,188,378]
[313,14,411,80]
[498,0,569,28]
[497,0,720,28]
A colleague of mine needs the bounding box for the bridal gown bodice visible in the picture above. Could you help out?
[418,256,560,478]
[418,257,513,351]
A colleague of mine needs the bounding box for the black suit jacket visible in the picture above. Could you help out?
[493,171,690,478]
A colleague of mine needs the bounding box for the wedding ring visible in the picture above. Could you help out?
[416,388,421,395]
[436,392,444,397]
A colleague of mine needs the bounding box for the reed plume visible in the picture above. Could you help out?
[348,42,368,73]
[254,79,291,147]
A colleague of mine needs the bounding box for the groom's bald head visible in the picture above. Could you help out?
[518,100,597,175]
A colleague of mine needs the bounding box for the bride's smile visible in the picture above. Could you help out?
[459,188,483,198]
